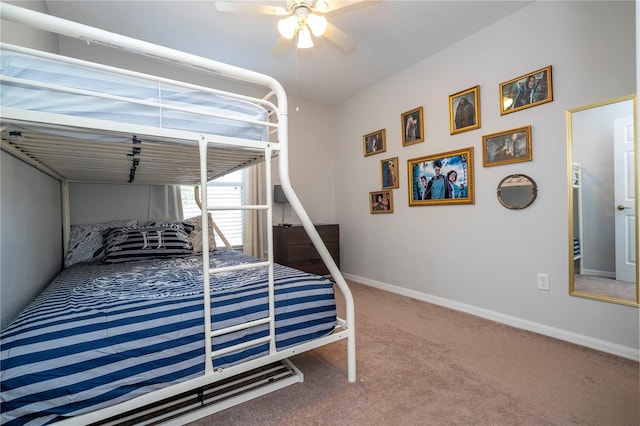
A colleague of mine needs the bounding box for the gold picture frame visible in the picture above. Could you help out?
[449,86,480,135]
[401,106,424,146]
[380,156,399,189]
[370,190,394,214]
[363,129,387,157]
[499,66,552,115]
[407,147,474,206]
[482,125,532,167]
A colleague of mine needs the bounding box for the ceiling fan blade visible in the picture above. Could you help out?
[324,22,356,53]
[215,1,288,16]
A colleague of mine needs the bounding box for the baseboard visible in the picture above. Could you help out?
[343,273,639,362]
[580,268,616,279]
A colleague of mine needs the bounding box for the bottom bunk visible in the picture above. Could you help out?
[1,249,338,425]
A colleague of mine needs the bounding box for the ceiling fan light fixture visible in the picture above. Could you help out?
[306,13,327,36]
[278,15,298,39]
[297,25,314,48]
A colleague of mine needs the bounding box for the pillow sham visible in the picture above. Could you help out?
[102,224,193,264]
[182,213,217,253]
[64,219,138,268]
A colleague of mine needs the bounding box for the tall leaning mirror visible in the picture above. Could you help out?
[567,95,638,306]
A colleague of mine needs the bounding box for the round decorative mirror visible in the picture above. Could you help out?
[497,174,537,210]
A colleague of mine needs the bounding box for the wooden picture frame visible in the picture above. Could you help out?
[370,190,394,213]
[449,86,480,134]
[482,125,532,167]
[380,156,399,189]
[401,106,424,146]
[499,66,552,115]
[407,147,474,206]
[363,129,387,157]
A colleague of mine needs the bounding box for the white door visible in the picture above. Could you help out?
[614,115,636,282]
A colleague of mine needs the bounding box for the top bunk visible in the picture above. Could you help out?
[0,4,284,185]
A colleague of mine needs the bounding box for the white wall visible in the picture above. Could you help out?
[334,1,639,356]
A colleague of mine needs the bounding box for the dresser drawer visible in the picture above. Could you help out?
[282,225,339,245]
[273,224,340,275]
[286,240,339,262]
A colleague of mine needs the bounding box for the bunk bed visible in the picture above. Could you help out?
[0,3,356,425]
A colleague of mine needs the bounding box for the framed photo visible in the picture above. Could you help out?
[482,125,532,167]
[380,156,399,189]
[407,147,474,206]
[401,106,424,146]
[370,190,394,214]
[449,86,480,134]
[363,129,386,157]
[499,66,552,115]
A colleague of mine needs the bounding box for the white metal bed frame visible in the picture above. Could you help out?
[0,3,355,424]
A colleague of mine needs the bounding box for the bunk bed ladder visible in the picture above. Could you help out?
[198,138,279,376]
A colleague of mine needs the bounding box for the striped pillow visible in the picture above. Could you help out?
[64,219,138,267]
[103,224,193,263]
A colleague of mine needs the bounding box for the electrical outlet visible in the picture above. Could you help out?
[537,273,550,291]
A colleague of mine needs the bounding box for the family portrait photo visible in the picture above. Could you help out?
[500,66,552,115]
[408,147,474,206]
[449,86,480,134]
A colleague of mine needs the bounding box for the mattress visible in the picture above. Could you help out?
[0,48,269,141]
[0,250,337,425]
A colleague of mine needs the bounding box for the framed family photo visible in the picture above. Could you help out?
[380,157,399,189]
[369,190,394,214]
[482,125,532,167]
[401,106,424,146]
[407,147,474,206]
[499,66,552,115]
[449,86,480,135]
[363,129,387,157]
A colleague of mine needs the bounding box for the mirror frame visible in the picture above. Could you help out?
[496,174,537,210]
[566,94,639,307]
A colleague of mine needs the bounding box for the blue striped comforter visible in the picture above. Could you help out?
[1,250,336,425]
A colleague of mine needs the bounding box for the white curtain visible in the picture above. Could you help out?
[147,185,183,222]
[244,163,268,259]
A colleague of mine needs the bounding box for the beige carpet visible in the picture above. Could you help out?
[574,274,636,302]
[190,281,639,425]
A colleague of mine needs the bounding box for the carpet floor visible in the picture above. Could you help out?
[190,281,639,425]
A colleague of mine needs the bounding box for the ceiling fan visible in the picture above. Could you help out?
[214,0,361,53]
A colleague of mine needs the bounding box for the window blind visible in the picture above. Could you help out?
[181,170,244,248]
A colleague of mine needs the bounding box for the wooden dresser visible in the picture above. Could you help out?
[273,224,340,276]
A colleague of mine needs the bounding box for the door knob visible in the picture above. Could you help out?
[617,204,630,211]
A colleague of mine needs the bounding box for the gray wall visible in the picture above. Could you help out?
[1,153,62,327]
[334,1,639,355]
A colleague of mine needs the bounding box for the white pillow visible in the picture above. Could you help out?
[182,214,217,253]
[64,219,138,267]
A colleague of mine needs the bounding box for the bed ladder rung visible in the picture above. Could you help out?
[211,336,272,359]
[209,261,269,275]
[211,317,271,337]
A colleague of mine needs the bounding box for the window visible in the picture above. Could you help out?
[181,170,245,248]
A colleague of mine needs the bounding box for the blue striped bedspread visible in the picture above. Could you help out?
[0,250,337,425]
